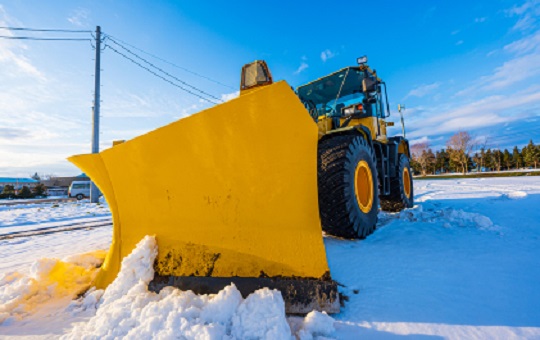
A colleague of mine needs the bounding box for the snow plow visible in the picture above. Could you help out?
[69,57,413,314]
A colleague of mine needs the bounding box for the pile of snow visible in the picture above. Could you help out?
[65,236,335,339]
[0,250,106,325]
[499,190,528,199]
[297,310,336,340]
[398,205,494,229]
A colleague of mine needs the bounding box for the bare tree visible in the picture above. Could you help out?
[411,141,435,176]
[447,131,476,174]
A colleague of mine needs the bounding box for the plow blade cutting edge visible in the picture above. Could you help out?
[69,81,339,313]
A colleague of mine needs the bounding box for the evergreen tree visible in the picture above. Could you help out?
[472,152,481,172]
[18,186,32,198]
[523,140,539,169]
[536,145,540,169]
[435,149,450,173]
[485,149,494,171]
[31,172,41,181]
[2,185,15,195]
[33,183,47,196]
[493,149,503,171]
[512,146,523,169]
[426,149,436,174]
[410,158,422,175]
[503,149,512,170]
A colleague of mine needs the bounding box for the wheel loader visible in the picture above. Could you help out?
[69,57,413,314]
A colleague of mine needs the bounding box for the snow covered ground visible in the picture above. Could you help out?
[0,200,112,275]
[1,177,539,339]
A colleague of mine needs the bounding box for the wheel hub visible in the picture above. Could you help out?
[354,160,373,213]
[403,167,411,199]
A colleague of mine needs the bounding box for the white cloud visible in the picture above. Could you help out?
[0,127,31,140]
[475,17,487,23]
[320,49,336,62]
[504,29,540,55]
[456,36,540,97]
[101,90,192,119]
[405,82,441,99]
[0,8,44,80]
[407,86,540,139]
[410,136,431,146]
[456,40,464,46]
[68,8,90,27]
[506,0,540,31]
[507,0,540,16]
[294,62,308,75]
[220,91,239,102]
[479,53,540,91]
[513,14,536,31]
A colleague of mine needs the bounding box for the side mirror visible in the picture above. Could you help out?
[362,78,377,93]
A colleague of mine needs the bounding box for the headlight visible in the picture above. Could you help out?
[357,56,368,65]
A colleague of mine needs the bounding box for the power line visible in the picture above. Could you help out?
[0,35,91,41]
[0,26,91,33]
[105,44,221,104]
[105,38,223,103]
[105,39,223,103]
[103,33,235,90]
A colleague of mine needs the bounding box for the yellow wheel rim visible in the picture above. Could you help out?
[403,167,411,199]
[354,160,374,213]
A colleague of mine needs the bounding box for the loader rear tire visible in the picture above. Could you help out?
[318,135,379,239]
[380,154,414,212]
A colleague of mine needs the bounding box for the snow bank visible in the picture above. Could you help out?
[500,191,528,199]
[398,205,494,229]
[65,235,334,339]
[0,250,106,325]
[0,200,110,228]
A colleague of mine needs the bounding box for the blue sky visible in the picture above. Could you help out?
[1,0,539,176]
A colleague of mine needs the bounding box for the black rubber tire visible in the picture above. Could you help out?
[380,154,414,212]
[76,194,84,200]
[318,135,379,239]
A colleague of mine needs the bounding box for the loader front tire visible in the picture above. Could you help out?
[318,135,379,239]
[380,154,414,212]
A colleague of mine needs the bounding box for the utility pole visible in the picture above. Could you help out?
[90,26,101,203]
[398,104,406,138]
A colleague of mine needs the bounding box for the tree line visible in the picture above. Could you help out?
[0,184,47,199]
[410,132,539,176]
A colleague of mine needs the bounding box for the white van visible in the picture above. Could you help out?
[68,181,91,200]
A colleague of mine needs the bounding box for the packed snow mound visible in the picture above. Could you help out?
[499,191,528,200]
[297,311,336,340]
[231,287,292,339]
[65,235,333,339]
[99,234,158,305]
[398,205,494,229]
[0,250,106,325]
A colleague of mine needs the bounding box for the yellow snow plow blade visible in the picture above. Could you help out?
[69,81,338,313]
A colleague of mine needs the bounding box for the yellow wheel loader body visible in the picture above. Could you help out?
[69,81,339,313]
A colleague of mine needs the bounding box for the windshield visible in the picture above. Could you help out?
[297,67,366,116]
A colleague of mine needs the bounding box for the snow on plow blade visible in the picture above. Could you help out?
[69,81,339,314]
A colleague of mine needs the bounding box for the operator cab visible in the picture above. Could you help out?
[296,63,389,125]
